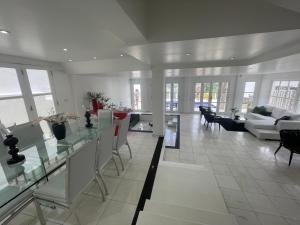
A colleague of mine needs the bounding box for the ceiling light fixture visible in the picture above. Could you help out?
[185,53,191,56]
[120,54,124,57]
[231,57,236,60]
[63,48,68,52]
[68,59,72,62]
[93,57,97,60]
[0,29,10,35]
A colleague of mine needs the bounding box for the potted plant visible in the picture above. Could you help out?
[87,92,103,113]
[37,109,78,140]
[231,107,240,120]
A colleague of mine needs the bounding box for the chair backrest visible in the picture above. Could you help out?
[96,125,114,171]
[98,109,113,125]
[280,130,300,151]
[66,139,97,204]
[203,112,216,123]
[115,116,130,149]
[9,122,43,148]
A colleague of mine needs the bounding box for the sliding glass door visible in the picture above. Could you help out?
[165,82,179,112]
[193,81,229,113]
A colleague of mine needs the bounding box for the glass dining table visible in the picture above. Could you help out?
[0,117,111,209]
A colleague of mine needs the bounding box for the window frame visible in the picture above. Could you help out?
[24,68,58,117]
[131,82,142,111]
[241,81,256,113]
[0,65,32,125]
[268,80,300,111]
[0,62,59,126]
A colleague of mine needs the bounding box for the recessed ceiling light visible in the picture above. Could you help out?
[93,57,97,60]
[231,57,236,60]
[185,53,191,56]
[68,59,72,62]
[0,29,10,35]
[63,48,68,52]
[120,54,124,57]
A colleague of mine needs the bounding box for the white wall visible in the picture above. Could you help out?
[52,70,75,114]
[71,75,131,114]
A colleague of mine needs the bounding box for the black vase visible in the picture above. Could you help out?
[52,123,66,140]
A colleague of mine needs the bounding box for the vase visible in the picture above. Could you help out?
[52,123,66,140]
[92,98,98,113]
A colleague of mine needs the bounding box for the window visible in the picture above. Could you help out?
[241,82,256,113]
[194,83,202,111]
[269,80,299,111]
[165,82,179,112]
[27,69,56,117]
[166,83,171,111]
[133,83,141,110]
[172,83,179,111]
[0,67,29,126]
[219,82,229,113]
[203,83,211,108]
[211,82,219,112]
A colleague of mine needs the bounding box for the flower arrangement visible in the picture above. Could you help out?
[36,108,79,124]
[87,91,115,109]
[231,107,239,116]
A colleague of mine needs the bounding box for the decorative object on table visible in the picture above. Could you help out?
[85,110,93,128]
[234,115,240,120]
[231,107,239,119]
[87,91,115,114]
[36,109,79,140]
[0,121,25,165]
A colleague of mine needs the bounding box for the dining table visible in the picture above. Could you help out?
[0,116,112,210]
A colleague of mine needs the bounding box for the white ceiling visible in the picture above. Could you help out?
[0,0,146,62]
[124,29,300,66]
[1,0,300,76]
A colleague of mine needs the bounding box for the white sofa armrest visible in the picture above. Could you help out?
[276,120,300,131]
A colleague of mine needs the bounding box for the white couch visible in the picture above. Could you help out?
[245,106,300,140]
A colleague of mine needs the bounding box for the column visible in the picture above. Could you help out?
[151,69,165,136]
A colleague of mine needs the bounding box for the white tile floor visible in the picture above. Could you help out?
[8,114,300,225]
[8,132,158,225]
[164,114,300,225]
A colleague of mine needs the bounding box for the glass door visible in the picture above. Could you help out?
[203,82,211,108]
[219,82,229,113]
[193,81,229,113]
[165,82,179,112]
[194,83,202,111]
[210,82,219,112]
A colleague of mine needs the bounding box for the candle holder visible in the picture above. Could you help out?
[85,110,93,128]
[3,134,25,165]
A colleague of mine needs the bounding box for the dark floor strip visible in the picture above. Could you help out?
[131,136,164,225]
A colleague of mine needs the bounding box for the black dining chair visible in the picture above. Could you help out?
[274,129,300,166]
[199,106,211,121]
[203,112,222,130]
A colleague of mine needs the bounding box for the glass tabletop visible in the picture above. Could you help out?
[0,117,112,208]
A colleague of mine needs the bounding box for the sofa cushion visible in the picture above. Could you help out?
[289,114,300,121]
[274,116,291,125]
[271,107,287,119]
[276,120,300,131]
[245,120,276,130]
[246,113,275,121]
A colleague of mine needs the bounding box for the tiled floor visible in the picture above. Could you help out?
[164,114,300,225]
[8,114,300,225]
[8,132,158,225]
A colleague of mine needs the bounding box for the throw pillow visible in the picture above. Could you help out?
[252,106,261,114]
[260,110,272,117]
[274,116,291,125]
